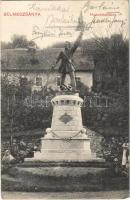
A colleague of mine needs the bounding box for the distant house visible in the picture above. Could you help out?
[1,47,94,92]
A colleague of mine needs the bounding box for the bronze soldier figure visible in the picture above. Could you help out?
[54,30,84,92]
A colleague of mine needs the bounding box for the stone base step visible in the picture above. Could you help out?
[2,166,111,192]
[18,160,109,168]
[2,166,129,192]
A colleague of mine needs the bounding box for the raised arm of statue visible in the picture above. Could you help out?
[70,31,84,55]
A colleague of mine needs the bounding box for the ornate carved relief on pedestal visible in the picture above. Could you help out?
[59,113,73,124]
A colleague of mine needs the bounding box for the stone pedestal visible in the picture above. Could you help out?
[8,94,111,193]
[26,93,102,162]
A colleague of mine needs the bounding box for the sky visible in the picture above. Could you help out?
[1,0,128,48]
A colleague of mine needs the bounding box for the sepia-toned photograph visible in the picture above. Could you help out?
[1,0,129,199]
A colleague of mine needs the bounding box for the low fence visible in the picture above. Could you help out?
[24,94,114,108]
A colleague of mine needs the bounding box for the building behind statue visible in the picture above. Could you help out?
[1,47,94,93]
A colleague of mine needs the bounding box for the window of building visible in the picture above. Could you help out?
[75,76,81,83]
[20,76,28,87]
[36,77,42,86]
[96,74,102,82]
[56,76,61,87]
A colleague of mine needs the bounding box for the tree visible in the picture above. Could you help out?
[1,41,13,49]
[11,35,28,48]
[80,34,129,137]
[1,35,38,49]
[81,34,129,94]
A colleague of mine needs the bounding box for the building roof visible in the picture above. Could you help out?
[1,48,94,72]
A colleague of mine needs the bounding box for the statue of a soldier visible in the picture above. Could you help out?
[54,29,84,92]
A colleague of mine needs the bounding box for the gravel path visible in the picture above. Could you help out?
[2,190,129,199]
